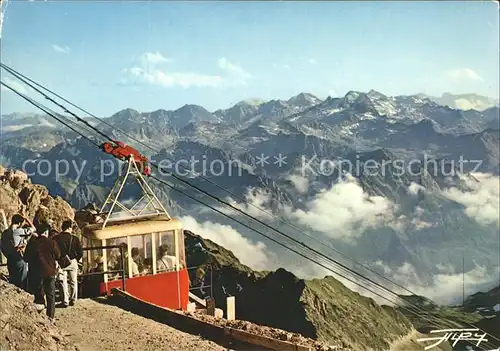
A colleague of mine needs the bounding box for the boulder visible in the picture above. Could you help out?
[0,165,74,231]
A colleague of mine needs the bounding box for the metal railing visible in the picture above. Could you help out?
[79,244,127,292]
[187,265,213,299]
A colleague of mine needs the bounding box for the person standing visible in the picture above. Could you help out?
[48,229,59,240]
[0,214,36,289]
[54,220,82,307]
[23,222,61,323]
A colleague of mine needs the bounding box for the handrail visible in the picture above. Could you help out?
[186,265,213,299]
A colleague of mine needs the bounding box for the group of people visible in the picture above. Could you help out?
[1,214,83,323]
[102,241,177,279]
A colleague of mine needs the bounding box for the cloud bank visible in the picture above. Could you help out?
[189,171,499,306]
[122,52,252,89]
[373,261,498,305]
[1,76,28,94]
[284,175,395,241]
[287,174,309,194]
[181,215,270,270]
[442,173,499,226]
[446,68,483,82]
[140,52,172,65]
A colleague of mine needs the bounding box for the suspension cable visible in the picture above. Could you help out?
[151,174,495,350]
[1,63,115,144]
[3,66,498,348]
[0,81,100,148]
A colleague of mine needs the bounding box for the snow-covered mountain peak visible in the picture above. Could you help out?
[287,93,322,106]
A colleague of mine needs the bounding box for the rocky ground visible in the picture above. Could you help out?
[55,299,228,351]
[186,312,350,351]
[0,279,77,351]
[0,277,230,351]
[0,165,74,232]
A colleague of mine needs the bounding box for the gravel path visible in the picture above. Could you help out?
[55,298,228,351]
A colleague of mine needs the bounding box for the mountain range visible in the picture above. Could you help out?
[1,89,499,305]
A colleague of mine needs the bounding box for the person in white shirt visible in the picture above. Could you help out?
[156,244,176,272]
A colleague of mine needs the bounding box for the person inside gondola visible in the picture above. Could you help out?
[156,244,176,272]
[131,247,143,273]
[115,243,139,278]
[82,256,104,297]
[90,256,104,273]
[142,257,152,275]
[106,246,124,280]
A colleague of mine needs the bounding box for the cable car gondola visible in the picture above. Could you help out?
[79,155,189,310]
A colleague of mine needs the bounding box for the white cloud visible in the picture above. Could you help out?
[218,57,252,86]
[216,188,276,221]
[123,54,251,89]
[373,261,498,305]
[124,66,223,88]
[308,58,317,65]
[407,182,425,196]
[287,258,497,306]
[285,174,395,241]
[52,44,70,54]
[454,98,476,111]
[38,117,56,128]
[446,68,483,82]
[1,76,28,94]
[181,215,271,270]
[140,51,172,65]
[2,117,57,132]
[219,175,439,243]
[2,124,34,131]
[442,173,499,226]
[452,97,497,111]
[287,174,309,194]
[282,64,290,70]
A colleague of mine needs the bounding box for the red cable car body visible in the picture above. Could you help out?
[101,141,152,176]
[80,215,189,310]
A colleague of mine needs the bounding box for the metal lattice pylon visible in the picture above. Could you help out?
[99,156,170,228]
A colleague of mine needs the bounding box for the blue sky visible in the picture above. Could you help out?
[1,1,499,116]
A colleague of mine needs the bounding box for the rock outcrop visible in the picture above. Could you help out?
[0,165,74,231]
